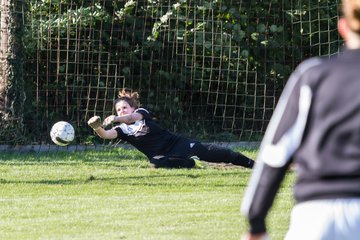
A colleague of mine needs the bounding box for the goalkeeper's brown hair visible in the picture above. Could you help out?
[342,0,360,33]
[114,89,140,109]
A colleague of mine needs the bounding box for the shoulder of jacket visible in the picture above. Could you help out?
[296,57,324,74]
[135,108,149,114]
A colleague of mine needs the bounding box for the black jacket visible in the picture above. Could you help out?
[241,48,360,234]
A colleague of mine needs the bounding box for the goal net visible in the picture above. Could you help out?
[0,0,341,147]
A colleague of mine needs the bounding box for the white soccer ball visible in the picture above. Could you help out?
[50,121,75,146]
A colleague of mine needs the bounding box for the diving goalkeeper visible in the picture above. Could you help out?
[88,89,254,169]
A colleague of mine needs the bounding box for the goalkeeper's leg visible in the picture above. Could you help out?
[190,143,254,168]
[149,156,195,168]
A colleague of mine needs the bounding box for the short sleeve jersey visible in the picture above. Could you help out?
[113,108,181,158]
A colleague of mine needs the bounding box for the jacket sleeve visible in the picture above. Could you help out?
[135,108,151,120]
[241,58,321,234]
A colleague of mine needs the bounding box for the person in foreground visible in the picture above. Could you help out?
[241,1,360,239]
[87,90,254,169]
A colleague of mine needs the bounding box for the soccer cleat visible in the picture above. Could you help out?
[191,156,207,169]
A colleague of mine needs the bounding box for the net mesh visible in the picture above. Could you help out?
[0,0,341,148]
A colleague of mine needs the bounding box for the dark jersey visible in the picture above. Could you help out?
[113,108,184,159]
[241,48,360,234]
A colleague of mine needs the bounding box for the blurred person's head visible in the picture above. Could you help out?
[339,0,360,47]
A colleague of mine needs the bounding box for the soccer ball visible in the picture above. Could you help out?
[50,121,75,146]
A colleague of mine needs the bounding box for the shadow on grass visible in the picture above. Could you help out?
[0,150,147,163]
[0,178,81,185]
[0,170,252,187]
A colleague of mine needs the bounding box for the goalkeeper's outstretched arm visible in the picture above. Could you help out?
[103,112,143,126]
[87,116,117,139]
[88,111,143,140]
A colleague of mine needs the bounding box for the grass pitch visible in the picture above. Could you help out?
[0,147,294,240]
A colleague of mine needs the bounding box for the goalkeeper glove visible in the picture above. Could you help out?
[103,115,116,127]
[88,116,102,130]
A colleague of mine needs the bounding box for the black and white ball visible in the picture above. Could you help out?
[50,121,75,146]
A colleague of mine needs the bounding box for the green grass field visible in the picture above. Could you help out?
[0,147,294,240]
